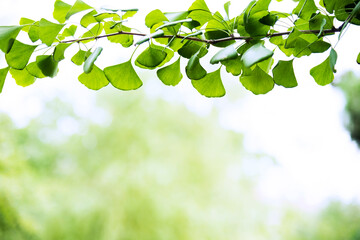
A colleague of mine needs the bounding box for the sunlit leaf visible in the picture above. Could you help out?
[9,68,36,87]
[78,65,109,90]
[186,51,207,80]
[224,1,231,20]
[0,25,23,53]
[240,65,274,94]
[26,62,46,78]
[357,52,360,64]
[145,10,168,28]
[65,0,93,20]
[80,10,98,27]
[53,0,72,23]
[164,11,189,21]
[210,44,238,64]
[53,43,72,62]
[157,57,183,86]
[293,0,317,20]
[135,44,174,69]
[310,49,337,86]
[61,25,77,37]
[36,55,59,78]
[19,18,35,32]
[221,56,242,76]
[241,43,273,68]
[135,30,164,45]
[84,47,103,74]
[71,49,89,66]
[28,22,40,42]
[188,0,213,27]
[191,68,225,97]
[104,21,133,46]
[104,60,142,90]
[272,59,298,88]
[81,23,103,43]
[5,40,37,70]
[39,18,65,46]
[0,67,9,93]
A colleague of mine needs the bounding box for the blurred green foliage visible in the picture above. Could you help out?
[336,72,360,146]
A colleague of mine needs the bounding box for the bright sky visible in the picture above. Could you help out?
[1,0,360,209]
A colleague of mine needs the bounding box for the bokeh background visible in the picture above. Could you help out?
[1,0,360,239]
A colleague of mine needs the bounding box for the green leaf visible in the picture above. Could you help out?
[245,11,271,36]
[122,9,138,20]
[210,44,238,64]
[188,0,213,27]
[78,65,109,90]
[84,47,103,74]
[339,0,360,38]
[157,58,183,86]
[71,49,88,66]
[0,25,23,53]
[308,40,331,53]
[19,18,35,32]
[293,0,318,20]
[259,13,279,26]
[135,30,164,45]
[53,0,72,23]
[224,1,231,20]
[309,14,333,37]
[26,62,46,78]
[285,28,302,48]
[240,66,274,94]
[241,43,273,68]
[272,60,298,88]
[191,68,225,97]
[310,49,337,86]
[103,22,133,47]
[36,55,59,78]
[65,0,93,20]
[186,51,207,80]
[28,22,40,42]
[165,11,189,21]
[53,43,72,62]
[39,18,65,46]
[5,40,37,70]
[104,61,143,90]
[145,10,168,28]
[0,67,9,93]
[135,44,174,69]
[155,19,193,31]
[62,25,77,37]
[221,56,242,76]
[357,52,360,64]
[9,68,36,87]
[178,41,207,59]
[80,10,98,27]
[81,23,103,43]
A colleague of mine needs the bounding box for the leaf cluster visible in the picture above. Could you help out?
[0,0,358,97]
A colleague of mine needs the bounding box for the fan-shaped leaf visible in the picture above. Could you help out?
[240,65,274,94]
[157,58,183,86]
[36,55,59,78]
[186,52,207,80]
[39,18,65,46]
[9,68,36,87]
[241,43,273,68]
[26,62,46,78]
[0,25,23,53]
[53,43,72,62]
[78,65,109,90]
[272,60,297,88]
[104,61,142,90]
[135,44,173,69]
[65,0,93,20]
[5,40,37,69]
[191,68,225,97]
[210,44,238,64]
[53,0,72,23]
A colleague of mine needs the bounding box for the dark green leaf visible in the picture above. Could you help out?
[241,43,273,68]
[293,0,318,20]
[78,65,109,90]
[65,0,93,20]
[240,65,274,94]
[186,52,207,80]
[0,67,9,93]
[308,40,331,53]
[104,60,143,90]
[191,68,225,97]
[310,49,337,86]
[53,0,72,23]
[221,56,242,76]
[157,57,183,86]
[9,68,36,87]
[145,10,168,28]
[36,55,59,78]
[26,62,46,78]
[210,44,238,64]
[39,18,65,46]
[178,41,207,59]
[84,47,103,74]
[5,40,37,70]
[53,43,72,62]
[259,13,279,26]
[272,60,298,88]
[0,25,23,53]
[135,44,174,69]
[285,28,302,48]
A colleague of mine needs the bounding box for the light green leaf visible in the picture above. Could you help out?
[145,10,168,28]
[53,0,72,23]
[104,61,143,90]
[65,0,93,20]
[80,10,98,27]
[0,67,9,93]
[310,49,337,86]
[188,0,213,27]
[164,11,189,21]
[210,44,238,64]
[241,43,273,68]
[157,57,183,86]
[191,68,225,97]
[122,9,138,20]
[0,25,23,53]
[135,30,164,45]
[36,55,59,78]
[135,44,174,69]
[71,49,88,66]
[39,18,65,46]
[103,22,133,47]
[78,65,109,90]
[53,43,72,62]
[84,47,103,74]
[224,1,231,20]
[357,52,360,64]
[293,0,318,20]
[9,68,36,87]
[81,23,103,43]
[62,25,77,37]
[19,18,35,32]
[26,62,46,78]
[5,40,37,70]
[272,59,298,88]
[186,51,207,80]
[240,65,274,94]
[28,22,40,42]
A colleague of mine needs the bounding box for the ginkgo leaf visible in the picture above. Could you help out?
[0,67,9,93]
[53,43,72,62]
[5,40,37,69]
[78,65,109,90]
[83,47,103,73]
[53,0,72,23]
[38,18,65,46]
[36,55,59,78]
[65,0,93,20]
[240,65,274,94]
[191,68,225,97]
[186,52,207,80]
[310,49,337,86]
[241,43,273,68]
[0,25,23,53]
[9,68,36,87]
[104,61,142,90]
[157,58,183,86]
[210,44,238,64]
[272,59,298,88]
[135,44,174,69]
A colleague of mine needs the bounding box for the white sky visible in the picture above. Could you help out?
[1,0,360,209]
